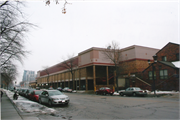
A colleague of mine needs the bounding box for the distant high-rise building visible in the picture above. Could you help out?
[22,70,36,82]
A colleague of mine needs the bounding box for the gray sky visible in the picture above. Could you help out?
[16,0,179,84]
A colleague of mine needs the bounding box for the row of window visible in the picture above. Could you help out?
[148,69,168,80]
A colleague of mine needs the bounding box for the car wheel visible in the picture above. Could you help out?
[110,93,113,96]
[48,100,52,107]
[95,92,98,95]
[133,92,136,97]
[120,92,124,96]
[103,92,106,95]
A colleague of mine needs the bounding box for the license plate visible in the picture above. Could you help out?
[62,100,65,102]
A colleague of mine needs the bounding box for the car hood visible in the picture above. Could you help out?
[50,94,68,99]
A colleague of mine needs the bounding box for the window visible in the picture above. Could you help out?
[176,53,179,61]
[160,70,168,79]
[162,56,167,61]
[148,71,156,80]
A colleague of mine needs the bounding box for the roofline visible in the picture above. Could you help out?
[142,61,179,73]
[156,42,180,55]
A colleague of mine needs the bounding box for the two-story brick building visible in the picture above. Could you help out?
[141,42,179,91]
[36,45,159,91]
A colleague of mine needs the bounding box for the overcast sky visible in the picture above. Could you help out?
[16,0,179,84]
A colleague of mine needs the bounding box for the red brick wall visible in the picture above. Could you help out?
[142,62,179,91]
[156,43,179,62]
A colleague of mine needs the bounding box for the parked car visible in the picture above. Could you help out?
[21,89,28,97]
[36,87,40,90]
[48,87,54,90]
[119,87,147,97]
[29,90,43,102]
[57,87,63,92]
[62,87,72,92]
[19,88,28,96]
[25,89,35,99]
[39,90,70,106]
[95,87,114,95]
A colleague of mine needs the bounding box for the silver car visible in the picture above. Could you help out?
[39,90,70,106]
[119,87,147,97]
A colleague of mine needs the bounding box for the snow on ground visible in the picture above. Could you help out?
[113,90,179,96]
[3,89,58,115]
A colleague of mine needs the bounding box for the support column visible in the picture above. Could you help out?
[64,72,66,88]
[106,66,109,85]
[86,67,88,91]
[114,71,116,91]
[79,68,81,90]
[68,72,70,88]
[93,65,96,91]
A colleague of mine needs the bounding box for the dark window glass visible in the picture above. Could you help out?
[176,53,179,61]
[149,71,156,80]
[160,70,168,79]
[162,56,167,61]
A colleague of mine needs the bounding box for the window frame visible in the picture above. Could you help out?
[160,69,168,79]
[148,71,156,80]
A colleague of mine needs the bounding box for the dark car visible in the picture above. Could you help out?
[29,90,43,102]
[57,87,63,92]
[119,87,147,97]
[95,87,114,95]
[48,87,54,90]
[19,88,28,96]
[21,89,28,97]
[25,89,35,99]
[39,90,70,106]
[62,87,72,92]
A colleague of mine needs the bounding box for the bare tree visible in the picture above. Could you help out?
[58,54,78,90]
[1,64,17,90]
[103,41,121,92]
[0,1,36,87]
[45,0,71,14]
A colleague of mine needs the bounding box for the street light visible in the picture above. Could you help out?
[148,55,157,96]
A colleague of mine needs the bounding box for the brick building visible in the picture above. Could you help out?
[141,42,179,91]
[36,45,159,91]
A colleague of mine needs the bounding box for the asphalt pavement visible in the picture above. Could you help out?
[1,90,179,120]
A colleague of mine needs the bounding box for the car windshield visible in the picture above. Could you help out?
[135,88,141,90]
[48,90,63,96]
[105,87,110,89]
[35,91,42,95]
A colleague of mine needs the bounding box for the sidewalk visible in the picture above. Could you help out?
[1,92,23,120]
[1,92,39,120]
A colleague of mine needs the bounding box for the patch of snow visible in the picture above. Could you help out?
[3,89,58,115]
[172,61,180,68]
[149,90,179,94]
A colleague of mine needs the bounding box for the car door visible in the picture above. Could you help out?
[124,88,131,95]
[99,88,103,94]
[40,91,47,103]
[44,91,50,103]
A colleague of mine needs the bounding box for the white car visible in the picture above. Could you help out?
[63,87,72,92]
[39,90,70,106]
[119,87,147,97]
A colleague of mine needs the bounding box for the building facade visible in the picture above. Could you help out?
[142,42,179,91]
[22,70,36,82]
[36,45,159,91]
